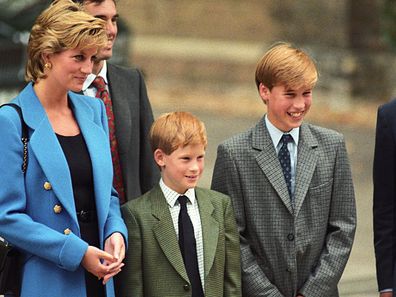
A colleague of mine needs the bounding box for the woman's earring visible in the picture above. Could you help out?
[44,62,52,70]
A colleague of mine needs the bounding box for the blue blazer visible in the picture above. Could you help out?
[0,83,127,297]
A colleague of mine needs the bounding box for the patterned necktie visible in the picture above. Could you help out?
[92,76,125,204]
[178,196,204,297]
[278,134,293,199]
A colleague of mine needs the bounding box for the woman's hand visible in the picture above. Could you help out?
[81,246,116,280]
[102,232,126,284]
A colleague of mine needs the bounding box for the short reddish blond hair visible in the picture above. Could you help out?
[150,112,207,155]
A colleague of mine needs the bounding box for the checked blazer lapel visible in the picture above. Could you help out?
[196,188,219,278]
[294,124,319,216]
[253,117,294,214]
[150,186,190,283]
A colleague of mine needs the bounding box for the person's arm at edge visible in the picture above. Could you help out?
[373,106,395,294]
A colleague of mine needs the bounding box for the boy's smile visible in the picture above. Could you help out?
[260,83,312,132]
[155,144,205,194]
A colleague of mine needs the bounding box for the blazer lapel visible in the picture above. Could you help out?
[107,64,132,154]
[150,186,189,282]
[294,124,319,216]
[18,84,78,225]
[196,188,219,279]
[253,117,293,214]
[69,93,113,242]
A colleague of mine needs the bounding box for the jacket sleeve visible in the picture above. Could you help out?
[211,143,285,297]
[115,203,143,297]
[373,105,395,291]
[0,107,88,271]
[299,136,356,296]
[223,196,242,297]
[136,69,160,194]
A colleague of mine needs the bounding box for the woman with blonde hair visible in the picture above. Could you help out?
[0,0,127,296]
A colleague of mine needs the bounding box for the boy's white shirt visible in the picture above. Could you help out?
[159,178,205,288]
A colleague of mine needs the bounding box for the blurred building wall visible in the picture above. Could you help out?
[118,0,393,102]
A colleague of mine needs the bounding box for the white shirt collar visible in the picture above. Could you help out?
[159,178,196,207]
[82,60,108,91]
[265,115,300,148]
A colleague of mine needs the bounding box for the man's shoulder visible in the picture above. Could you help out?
[107,62,141,78]
[377,98,396,118]
[106,63,146,94]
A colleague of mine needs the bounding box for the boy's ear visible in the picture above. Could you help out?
[258,83,270,104]
[154,148,166,167]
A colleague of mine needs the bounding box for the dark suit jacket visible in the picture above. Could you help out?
[107,63,160,201]
[115,185,242,297]
[373,100,396,293]
[212,116,356,297]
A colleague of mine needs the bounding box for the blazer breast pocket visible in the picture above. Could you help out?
[308,178,333,192]
[306,178,334,217]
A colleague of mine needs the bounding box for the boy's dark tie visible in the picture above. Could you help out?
[278,134,293,199]
[178,195,204,297]
[92,76,125,203]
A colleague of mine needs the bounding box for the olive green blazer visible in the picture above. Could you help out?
[115,185,241,297]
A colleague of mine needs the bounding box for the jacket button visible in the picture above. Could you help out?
[183,284,190,291]
[53,205,62,214]
[64,228,71,235]
[287,233,295,241]
[43,182,52,191]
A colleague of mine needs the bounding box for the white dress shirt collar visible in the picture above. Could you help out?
[82,60,108,91]
[265,115,300,148]
[159,178,197,207]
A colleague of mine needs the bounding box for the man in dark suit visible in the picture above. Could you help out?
[211,43,356,297]
[74,0,159,202]
[373,101,396,297]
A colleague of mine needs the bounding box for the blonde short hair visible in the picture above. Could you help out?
[26,0,107,82]
[150,112,208,155]
[255,42,318,90]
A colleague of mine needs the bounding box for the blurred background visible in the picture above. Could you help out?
[1,0,395,296]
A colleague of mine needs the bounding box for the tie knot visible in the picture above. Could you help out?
[280,134,293,145]
[92,76,106,91]
[178,195,189,207]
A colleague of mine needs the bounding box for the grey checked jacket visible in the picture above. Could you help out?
[211,116,356,297]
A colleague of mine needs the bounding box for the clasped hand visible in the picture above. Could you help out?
[82,232,125,284]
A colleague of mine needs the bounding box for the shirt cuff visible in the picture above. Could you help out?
[380,289,393,292]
